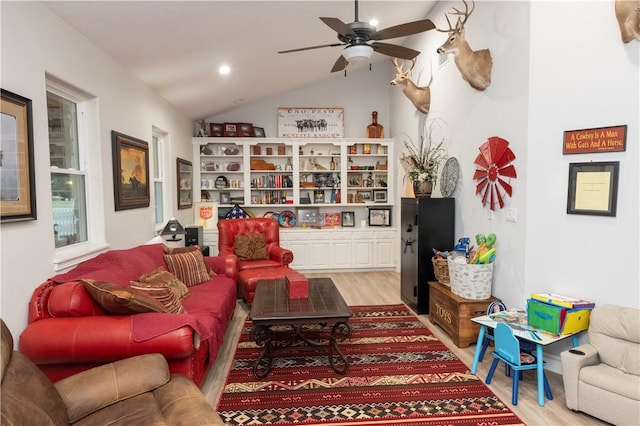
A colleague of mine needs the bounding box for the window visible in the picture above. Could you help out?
[47,76,106,268]
[48,91,88,248]
[152,129,169,227]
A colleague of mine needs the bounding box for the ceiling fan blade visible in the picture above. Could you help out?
[331,55,348,73]
[374,19,435,40]
[278,43,344,54]
[371,42,420,60]
[320,17,356,38]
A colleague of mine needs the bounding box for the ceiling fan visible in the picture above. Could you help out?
[278,0,435,73]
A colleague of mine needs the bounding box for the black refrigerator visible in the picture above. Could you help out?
[400,197,455,314]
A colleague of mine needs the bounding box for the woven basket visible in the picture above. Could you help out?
[432,257,450,286]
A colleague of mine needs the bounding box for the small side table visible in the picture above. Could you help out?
[428,281,499,348]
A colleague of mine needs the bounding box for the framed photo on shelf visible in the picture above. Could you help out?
[324,212,340,227]
[111,131,150,211]
[567,161,619,217]
[253,127,265,137]
[296,207,319,227]
[176,157,192,209]
[356,190,372,203]
[209,123,224,137]
[277,107,344,138]
[223,123,237,137]
[220,191,231,204]
[368,207,391,226]
[341,211,355,227]
[237,123,254,137]
[1,89,36,223]
[373,190,387,203]
[314,190,325,204]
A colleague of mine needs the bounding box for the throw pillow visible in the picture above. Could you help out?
[233,232,269,261]
[129,281,186,314]
[138,267,191,300]
[164,250,211,287]
[163,246,216,278]
[224,204,250,219]
[81,279,168,315]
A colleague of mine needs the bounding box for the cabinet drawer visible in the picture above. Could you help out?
[286,232,308,242]
[352,231,374,240]
[331,231,352,239]
[374,230,396,239]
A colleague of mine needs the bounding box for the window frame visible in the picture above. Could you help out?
[47,76,107,270]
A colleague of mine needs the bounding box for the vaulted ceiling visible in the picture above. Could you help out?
[45,1,437,120]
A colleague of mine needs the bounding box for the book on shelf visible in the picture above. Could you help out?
[530,293,595,309]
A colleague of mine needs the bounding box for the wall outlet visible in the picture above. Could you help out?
[506,208,518,222]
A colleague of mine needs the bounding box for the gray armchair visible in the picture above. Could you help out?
[560,304,639,425]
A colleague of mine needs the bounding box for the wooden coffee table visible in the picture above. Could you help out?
[249,277,352,379]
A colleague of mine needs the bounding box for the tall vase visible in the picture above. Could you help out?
[412,180,433,197]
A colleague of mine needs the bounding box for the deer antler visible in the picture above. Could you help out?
[392,57,416,75]
[435,0,475,32]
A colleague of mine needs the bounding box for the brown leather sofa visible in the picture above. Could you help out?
[1,319,223,425]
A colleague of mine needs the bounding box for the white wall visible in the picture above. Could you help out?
[0,2,194,337]
[207,63,393,139]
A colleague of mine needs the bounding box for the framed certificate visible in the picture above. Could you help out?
[567,161,619,217]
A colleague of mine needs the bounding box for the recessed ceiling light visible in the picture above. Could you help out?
[218,65,231,75]
[369,18,379,28]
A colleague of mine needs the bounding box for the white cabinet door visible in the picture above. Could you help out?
[283,232,309,269]
[309,233,331,269]
[352,231,374,267]
[330,231,352,268]
[374,237,395,267]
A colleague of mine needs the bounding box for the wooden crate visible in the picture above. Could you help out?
[428,281,499,348]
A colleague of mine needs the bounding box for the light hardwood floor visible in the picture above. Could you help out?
[201,272,607,426]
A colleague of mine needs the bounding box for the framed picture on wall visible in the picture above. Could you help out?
[177,157,192,209]
[111,131,150,211]
[1,89,36,223]
[567,161,619,217]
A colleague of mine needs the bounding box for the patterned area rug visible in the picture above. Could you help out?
[217,304,524,425]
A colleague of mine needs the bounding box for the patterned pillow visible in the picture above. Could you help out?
[129,281,186,314]
[234,232,269,261]
[163,246,216,278]
[138,267,191,300]
[164,250,211,287]
[81,279,168,315]
[225,204,250,219]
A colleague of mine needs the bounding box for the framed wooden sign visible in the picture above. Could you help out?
[563,125,626,154]
[277,107,344,138]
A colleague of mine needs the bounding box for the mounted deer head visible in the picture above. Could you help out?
[436,0,492,91]
[615,0,640,43]
[390,58,431,115]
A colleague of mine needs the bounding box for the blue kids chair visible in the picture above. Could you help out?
[485,322,553,405]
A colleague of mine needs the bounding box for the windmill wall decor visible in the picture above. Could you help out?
[473,136,517,210]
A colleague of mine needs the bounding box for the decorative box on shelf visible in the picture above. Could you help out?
[428,281,499,348]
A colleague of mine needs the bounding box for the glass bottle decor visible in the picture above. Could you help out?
[366,111,384,138]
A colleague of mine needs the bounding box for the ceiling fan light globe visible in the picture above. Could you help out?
[342,45,373,62]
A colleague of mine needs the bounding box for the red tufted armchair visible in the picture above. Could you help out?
[217,217,293,271]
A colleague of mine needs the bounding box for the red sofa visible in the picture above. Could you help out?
[19,243,238,387]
